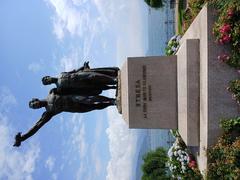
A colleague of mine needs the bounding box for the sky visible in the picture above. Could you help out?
[0,0,149,180]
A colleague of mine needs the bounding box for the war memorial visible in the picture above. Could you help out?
[14,4,239,177]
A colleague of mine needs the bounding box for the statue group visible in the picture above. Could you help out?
[14,62,119,147]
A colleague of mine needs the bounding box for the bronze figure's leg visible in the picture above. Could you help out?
[87,72,117,85]
[100,85,117,90]
[55,87,102,96]
[83,95,116,105]
[90,67,119,77]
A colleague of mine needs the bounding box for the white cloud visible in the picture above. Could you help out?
[72,0,87,6]
[46,0,121,40]
[52,173,58,180]
[76,114,105,180]
[91,116,104,176]
[45,157,58,180]
[53,19,65,40]
[45,0,92,40]
[45,0,147,60]
[94,156,102,175]
[45,156,55,172]
[76,162,87,180]
[93,0,126,25]
[114,2,148,66]
[0,87,40,180]
[106,107,139,180]
[59,49,82,72]
[67,114,88,159]
[70,113,105,180]
[28,59,47,73]
[94,116,103,141]
[45,0,104,59]
[28,62,42,73]
[75,123,88,158]
[61,114,90,180]
[0,87,17,114]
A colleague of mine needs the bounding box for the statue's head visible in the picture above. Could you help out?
[42,76,53,85]
[29,98,43,109]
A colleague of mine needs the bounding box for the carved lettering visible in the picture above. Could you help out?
[134,65,152,119]
[135,80,141,107]
[148,85,152,101]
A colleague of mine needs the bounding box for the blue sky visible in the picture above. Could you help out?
[0,0,148,179]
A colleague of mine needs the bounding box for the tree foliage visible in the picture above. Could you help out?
[144,0,165,9]
[141,147,170,180]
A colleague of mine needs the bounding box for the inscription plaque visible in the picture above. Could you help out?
[120,56,178,129]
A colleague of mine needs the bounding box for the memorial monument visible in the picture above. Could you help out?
[14,4,239,175]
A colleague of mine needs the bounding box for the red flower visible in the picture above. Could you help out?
[220,24,231,34]
[218,38,224,45]
[188,160,196,168]
[218,54,230,62]
[222,34,231,43]
[227,9,234,18]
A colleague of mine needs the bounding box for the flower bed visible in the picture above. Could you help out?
[141,130,203,179]
[167,131,202,179]
[211,2,240,162]
[212,0,240,68]
[207,117,240,179]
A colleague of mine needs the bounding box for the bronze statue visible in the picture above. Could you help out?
[13,62,119,147]
[13,89,116,147]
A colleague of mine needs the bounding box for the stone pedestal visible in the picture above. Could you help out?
[177,5,239,173]
[177,39,200,147]
[120,56,178,129]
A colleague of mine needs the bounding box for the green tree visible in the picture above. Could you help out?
[144,0,165,9]
[141,147,170,180]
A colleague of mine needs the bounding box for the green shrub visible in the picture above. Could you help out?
[228,80,240,105]
[207,117,240,179]
[207,136,240,179]
[144,0,165,9]
[182,0,207,33]
[220,117,240,133]
[142,147,170,180]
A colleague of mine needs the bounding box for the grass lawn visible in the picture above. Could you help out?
[178,0,185,34]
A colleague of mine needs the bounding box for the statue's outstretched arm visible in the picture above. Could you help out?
[13,112,53,147]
